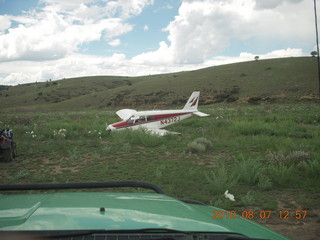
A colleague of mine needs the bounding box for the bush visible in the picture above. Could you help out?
[267,151,311,165]
[188,142,206,153]
[304,159,320,180]
[188,137,212,153]
[234,158,263,184]
[268,164,297,187]
[257,175,273,190]
[240,191,256,205]
[205,165,239,195]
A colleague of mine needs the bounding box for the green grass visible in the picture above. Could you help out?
[0,103,319,215]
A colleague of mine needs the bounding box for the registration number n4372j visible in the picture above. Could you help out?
[160,116,180,125]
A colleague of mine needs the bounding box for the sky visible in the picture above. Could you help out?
[0,0,318,85]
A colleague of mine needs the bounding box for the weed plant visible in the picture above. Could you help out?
[257,175,273,191]
[233,157,263,184]
[205,165,239,195]
[240,191,256,205]
[268,164,297,187]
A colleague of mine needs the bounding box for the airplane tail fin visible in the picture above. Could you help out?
[183,91,209,117]
[183,91,200,111]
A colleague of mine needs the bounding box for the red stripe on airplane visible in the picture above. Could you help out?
[191,97,198,107]
[112,112,192,129]
[112,121,131,128]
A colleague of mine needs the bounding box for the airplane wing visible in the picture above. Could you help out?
[147,128,181,136]
[116,109,137,120]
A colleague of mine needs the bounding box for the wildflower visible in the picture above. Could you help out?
[53,129,67,138]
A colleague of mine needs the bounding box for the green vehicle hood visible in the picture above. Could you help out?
[0,192,289,239]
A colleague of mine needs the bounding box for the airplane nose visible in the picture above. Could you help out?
[106,125,115,131]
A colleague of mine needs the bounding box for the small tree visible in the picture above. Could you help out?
[254,56,259,61]
[311,51,318,57]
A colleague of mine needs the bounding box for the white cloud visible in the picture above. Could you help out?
[101,18,133,39]
[104,0,154,18]
[143,25,149,31]
[0,0,314,86]
[251,0,314,43]
[164,0,254,64]
[261,48,303,58]
[0,15,11,32]
[108,39,121,47]
[158,0,267,64]
[159,0,313,64]
[0,10,104,61]
[0,0,151,62]
[254,0,303,9]
[132,41,173,65]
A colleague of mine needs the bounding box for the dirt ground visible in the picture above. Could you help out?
[255,209,320,240]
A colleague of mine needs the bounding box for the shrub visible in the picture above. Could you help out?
[267,151,311,165]
[240,191,256,205]
[234,158,263,184]
[188,137,212,153]
[102,146,113,154]
[268,164,297,187]
[290,151,311,163]
[195,137,213,149]
[188,142,206,153]
[155,164,166,178]
[205,165,239,195]
[257,175,273,190]
[305,159,320,180]
[121,143,131,152]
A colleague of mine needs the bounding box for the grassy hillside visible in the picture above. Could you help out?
[1,57,319,111]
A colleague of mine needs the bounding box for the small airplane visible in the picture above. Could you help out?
[106,91,209,136]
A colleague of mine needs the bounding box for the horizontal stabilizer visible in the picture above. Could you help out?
[116,109,137,120]
[193,111,210,117]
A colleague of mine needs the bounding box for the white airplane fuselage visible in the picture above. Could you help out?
[107,110,193,131]
[106,91,209,135]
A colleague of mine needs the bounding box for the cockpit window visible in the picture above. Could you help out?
[126,116,146,124]
[136,116,146,123]
[126,116,135,123]
[146,116,153,121]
